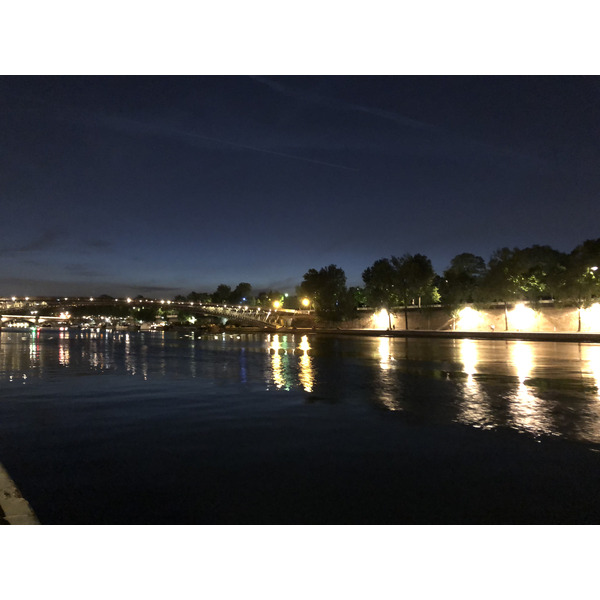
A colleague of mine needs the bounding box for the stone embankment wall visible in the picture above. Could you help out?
[314,305,598,333]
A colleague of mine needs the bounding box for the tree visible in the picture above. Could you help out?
[564,239,600,330]
[440,253,487,306]
[481,246,567,302]
[212,284,232,304]
[187,291,212,303]
[391,253,437,329]
[256,290,283,307]
[299,264,353,321]
[478,245,567,329]
[362,258,399,329]
[230,282,252,304]
[349,286,367,308]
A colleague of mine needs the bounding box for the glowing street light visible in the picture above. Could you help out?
[301,298,310,308]
[273,300,281,310]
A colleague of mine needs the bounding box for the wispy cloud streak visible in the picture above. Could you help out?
[250,76,544,166]
[101,115,357,172]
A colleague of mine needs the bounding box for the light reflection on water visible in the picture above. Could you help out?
[297,335,314,393]
[506,341,555,437]
[456,339,494,429]
[376,337,401,411]
[582,344,600,397]
[2,329,600,445]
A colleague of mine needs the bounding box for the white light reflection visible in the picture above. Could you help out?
[58,329,70,366]
[124,333,136,375]
[581,344,600,397]
[511,341,533,384]
[377,337,399,410]
[268,334,289,390]
[508,341,553,437]
[455,339,494,430]
[460,338,477,379]
[575,344,600,443]
[297,335,314,392]
[29,329,41,366]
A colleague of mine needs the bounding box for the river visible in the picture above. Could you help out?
[1,327,600,523]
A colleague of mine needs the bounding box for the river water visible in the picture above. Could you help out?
[1,327,600,524]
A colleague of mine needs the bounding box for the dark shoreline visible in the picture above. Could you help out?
[3,324,599,344]
[269,328,600,343]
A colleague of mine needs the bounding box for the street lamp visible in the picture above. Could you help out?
[301,298,310,308]
[273,300,281,310]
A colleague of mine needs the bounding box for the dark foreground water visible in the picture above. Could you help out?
[1,327,600,524]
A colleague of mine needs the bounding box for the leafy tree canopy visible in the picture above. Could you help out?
[300,264,354,321]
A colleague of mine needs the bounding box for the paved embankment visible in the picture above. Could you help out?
[0,463,39,525]
[273,328,600,343]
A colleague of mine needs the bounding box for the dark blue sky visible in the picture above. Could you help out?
[1,76,599,297]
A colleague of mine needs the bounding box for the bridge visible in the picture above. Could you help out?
[196,305,295,328]
[0,297,313,329]
[1,315,68,325]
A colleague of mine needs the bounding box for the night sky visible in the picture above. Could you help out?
[1,76,599,297]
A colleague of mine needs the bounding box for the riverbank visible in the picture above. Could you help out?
[3,324,599,344]
[0,462,39,525]
[295,328,600,343]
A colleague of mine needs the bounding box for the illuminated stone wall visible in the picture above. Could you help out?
[330,304,600,333]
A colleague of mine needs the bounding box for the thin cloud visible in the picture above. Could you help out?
[101,114,357,172]
[250,75,437,132]
[128,284,182,293]
[250,76,544,166]
[64,263,104,278]
[1,230,63,254]
[86,239,113,249]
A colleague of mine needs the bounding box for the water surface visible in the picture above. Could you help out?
[1,328,600,524]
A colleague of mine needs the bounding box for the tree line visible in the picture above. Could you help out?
[177,238,600,322]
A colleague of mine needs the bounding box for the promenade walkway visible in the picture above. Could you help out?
[274,328,600,343]
[0,462,39,525]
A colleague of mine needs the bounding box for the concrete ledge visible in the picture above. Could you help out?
[0,463,39,525]
[275,329,600,343]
